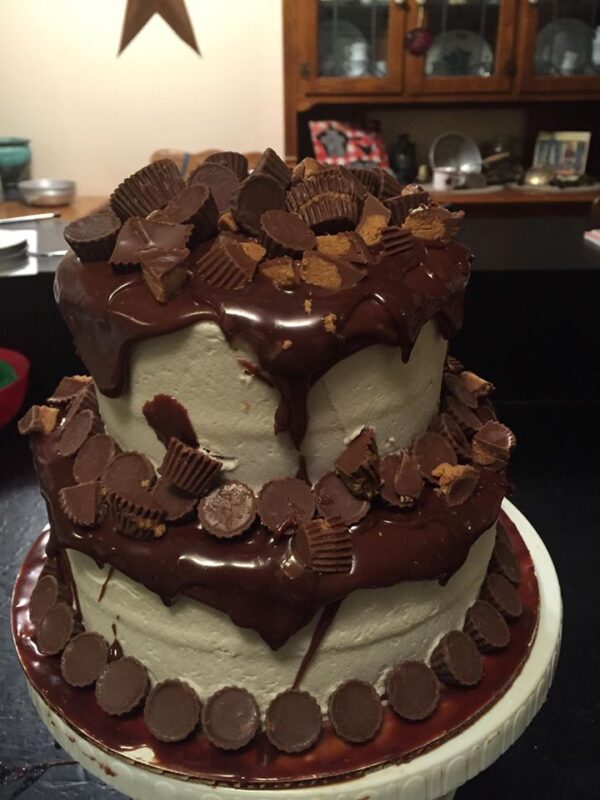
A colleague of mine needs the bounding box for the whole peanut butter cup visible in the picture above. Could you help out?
[231,174,286,236]
[202,687,260,750]
[64,212,122,262]
[490,538,521,585]
[195,234,258,289]
[96,656,149,716]
[103,451,155,496]
[58,410,99,457]
[188,162,241,215]
[328,680,383,743]
[198,481,257,538]
[386,661,441,721]
[159,438,221,496]
[258,209,316,257]
[36,601,75,656]
[258,477,315,534]
[59,481,104,528]
[73,433,120,484]
[430,630,483,687]
[110,491,166,541]
[413,431,457,483]
[253,147,291,189]
[294,516,353,574]
[482,573,523,620]
[150,183,218,243]
[205,151,249,180]
[314,471,369,525]
[110,159,185,221]
[144,680,201,743]
[464,600,510,653]
[142,394,198,449]
[265,690,322,753]
[30,575,64,625]
[151,478,198,522]
[61,632,109,688]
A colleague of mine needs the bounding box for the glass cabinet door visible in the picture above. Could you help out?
[405,0,518,94]
[518,0,600,91]
[303,0,406,94]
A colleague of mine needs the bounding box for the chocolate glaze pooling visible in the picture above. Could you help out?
[55,238,469,447]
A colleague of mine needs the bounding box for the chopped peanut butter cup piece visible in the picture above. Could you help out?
[110,217,192,270]
[299,250,365,290]
[58,410,99,457]
[198,481,257,538]
[218,210,239,232]
[110,158,185,221]
[159,438,221,496]
[231,174,286,236]
[294,516,353,574]
[379,452,423,509]
[195,234,257,289]
[140,246,190,303]
[74,434,119,484]
[429,413,472,461]
[490,538,521,585]
[459,370,494,398]
[143,394,198,449]
[444,395,483,435]
[103,451,155,496]
[64,380,99,425]
[149,183,218,243]
[258,256,299,289]
[59,481,104,528]
[464,601,510,653]
[151,478,197,523]
[384,190,430,226]
[443,372,478,408]
[476,401,498,424]
[265,690,322,753]
[239,240,266,264]
[335,427,379,499]
[258,477,315,535]
[258,209,316,257]
[413,431,457,483]
[203,687,260,750]
[316,231,371,264]
[445,355,464,374]
[48,375,92,406]
[292,157,323,183]
[380,225,415,258]
[329,680,383,744]
[64,212,122,263]
[431,630,483,687]
[253,147,292,189]
[386,661,441,721]
[188,162,241,215]
[482,573,523,620]
[402,206,464,245]
[61,632,109,688]
[30,575,64,625]
[349,166,380,196]
[36,601,75,656]
[17,405,59,436]
[432,463,480,507]
[96,657,149,716]
[314,471,369,525]
[110,492,166,541]
[356,193,391,246]
[144,680,201,743]
[205,151,249,181]
[472,421,516,468]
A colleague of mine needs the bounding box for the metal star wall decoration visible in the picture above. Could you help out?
[119,0,200,55]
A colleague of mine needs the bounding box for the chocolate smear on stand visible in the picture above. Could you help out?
[58,410,98,457]
[328,680,383,744]
[198,481,257,538]
[430,630,483,687]
[36,602,75,656]
[464,601,510,653]
[95,657,149,716]
[73,434,119,484]
[335,427,379,499]
[144,680,201,743]
[265,690,322,753]
[59,482,104,528]
[143,394,198,448]
[202,687,260,750]
[257,477,315,534]
[30,575,63,625]
[413,431,457,483]
[314,471,369,525]
[159,438,221,496]
[386,661,440,721]
[482,573,523,620]
[60,632,109,687]
[103,451,155,496]
[188,162,241,215]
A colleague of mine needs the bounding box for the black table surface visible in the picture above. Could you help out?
[1,402,598,799]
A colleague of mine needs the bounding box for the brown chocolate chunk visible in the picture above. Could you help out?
[315,231,372,264]
[231,174,286,236]
[140,246,190,303]
[74,434,120,484]
[379,452,423,508]
[150,477,197,522]
[30,575,63,625]
[380,225,415,258]
[205,151,249,181]
[472,421,516,468]
[144,680,201,743]
[294,516,353,574]
[36,601,75,656]
[413,431,457,483]
[443,372,478,408]
[61,632,109,687]
[110,159,185,220]
[299,250,365,290]
[444,395,483,435]
[253,147,292,189]
[195,234,257,289]
[64,212,122,262]
[429,413,472,461]
[482,573,523,620]
[48,375,92,406]
[464,601,510,653]
[432,463,480,507]
[149,183,219,243]
[430,630,483,687]
[142,394,198,449]
[384,191,430,226]
[328,680,383,744]
[110,217,192,269]
[103,451,155,496]
[403,206,464,244]
[109,492,166,541]
[490,538,521,585]
[335,427,379,499]
[265,690,322,753]
[445,355,464,374]
[292,157,323,183]
[258,256,299,289]
[356,193,392,246]
[58,410,97,457]
[188,162,241,215]
[59,481,103,528]
[459,370,494,398]
[96,657,149,715]
[239,240,266,264]
[17,405,59,436]
[257,477,315,535]
[386,661,441,721]
[258,209,316,257]
[202,687,260,750]
[476,401,498,424]
[198,481,257,538]
[159,438,221,496]
[313,471,369,525]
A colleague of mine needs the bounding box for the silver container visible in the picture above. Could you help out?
[18,178,76,207]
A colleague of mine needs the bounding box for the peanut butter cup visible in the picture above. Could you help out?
[159,438,221,496]
[73,434,120,484]
[188,162,241,215]
[61,632,109,688]
[258,209,316,257]
[429,413,472,460]
[202,687,260,750]
[432,463,480,507]
[96,657,149,716]
[443,372,479,409]
[299,250,365,290]
[490,538,521,585]
[64,212,121,262]
[144,680,201,743]
[386,661,441,721]
[110,217,192,270]
[430,630,483,687]
[472,421,516,468]
[205,151,249,181]
[328,680,383,744]
[198,481,257,538]
[110,159,185,220]
[444,395,483,436]
[150,183,218,243]
[313,471,369,525]
[195,234,258,289]
[482,573,523,620]
[103,451,155,496]
[48,375,92,406]
[403,206,464,245]
[109,492,166,541]
[294,516,353,574]
[413,431,457,483]
[315,231,371,264]
[335,427,379,499]
[140,246,190,303]
[253,147,292,189]
[258,477,315,534]
[17,405,59,436]
[58,410,99,457]
[380,225,415,258]
[258,256,299,289]
[356,193,392,246]
[36,601,75,656]
[231,174,286,236]
[150,478,198,522]
[265,690,322,753]
[464,600,510,653]
[142,394,198,449]
[30,575,64,625]
[59,481,104,528]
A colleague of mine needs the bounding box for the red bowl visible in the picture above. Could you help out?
[0,348,30,429]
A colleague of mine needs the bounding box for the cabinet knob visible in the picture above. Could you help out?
[299,62,311,79]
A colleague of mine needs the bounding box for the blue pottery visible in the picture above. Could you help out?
[0,138,31,195]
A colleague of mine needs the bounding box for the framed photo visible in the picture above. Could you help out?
[533,131,591,177]
[309,120,390,168]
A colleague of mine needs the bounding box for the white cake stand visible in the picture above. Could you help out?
[25,499,562,800]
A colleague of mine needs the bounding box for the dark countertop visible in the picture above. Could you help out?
[1,401,598,798]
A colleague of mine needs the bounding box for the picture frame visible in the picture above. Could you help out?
[532,131,591,177]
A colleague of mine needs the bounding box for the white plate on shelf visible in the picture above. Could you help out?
[426,30,494,77]
[318,20,369,77]
[534,18,593,76]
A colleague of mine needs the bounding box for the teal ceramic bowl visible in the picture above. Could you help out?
[0,138,31,189]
